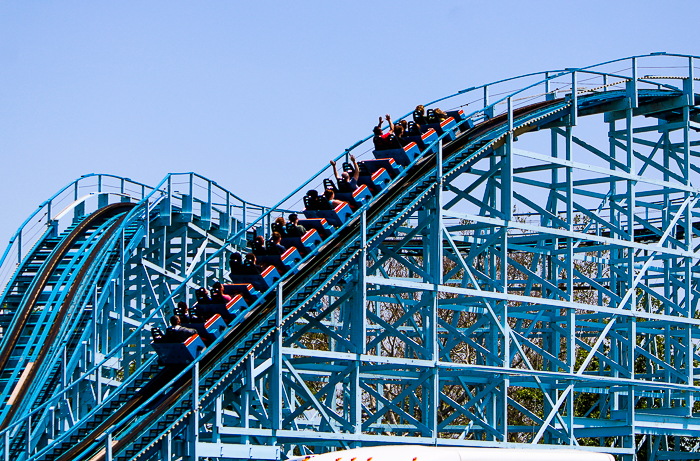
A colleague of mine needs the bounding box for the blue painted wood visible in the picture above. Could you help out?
[6,54,700,461]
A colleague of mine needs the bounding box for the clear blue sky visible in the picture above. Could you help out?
[0,1,697,247]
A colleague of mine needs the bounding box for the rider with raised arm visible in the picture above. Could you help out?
[372,114,395,150]
[330,154,360,193]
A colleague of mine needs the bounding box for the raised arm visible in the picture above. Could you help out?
[385,114,394,133]
[350,154,360,181]
[329,159,340,180]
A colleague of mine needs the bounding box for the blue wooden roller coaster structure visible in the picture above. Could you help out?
[0,53,699,460]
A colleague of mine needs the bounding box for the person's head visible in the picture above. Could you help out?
[177,301,188,313]
[272,232,281,243]
[255,235,265,246]
[341,171,350,181]
[401,119,408,129]
[230,252,242,263]
[324,189,335,200]
[394,124,404,137]
[275,216,285,226]
[170,315,181,326]
[245,253,256,264]
[289,213,298,224]
[415,104,425,115]
[373,126,382,136]
[212,281,223,294]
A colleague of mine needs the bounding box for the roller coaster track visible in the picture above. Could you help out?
[0,203,139,433]
[2,53,700,461]
[0,173,273,458]
[50,93,657,460]
[121,98,614,460]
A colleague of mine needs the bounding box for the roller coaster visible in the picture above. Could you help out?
[0,53,699,461]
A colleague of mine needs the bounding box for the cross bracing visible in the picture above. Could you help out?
[0,54,698,461]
